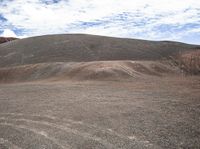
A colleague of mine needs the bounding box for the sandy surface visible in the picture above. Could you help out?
[0,76,199,149]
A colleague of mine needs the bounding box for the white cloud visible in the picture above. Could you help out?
[0,0,200,43]
[0,29,17,37]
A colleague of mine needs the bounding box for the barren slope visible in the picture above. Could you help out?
[0,34,199,82]
[0,34,199,149]
[0,61,177,83]
[0,34,198,67]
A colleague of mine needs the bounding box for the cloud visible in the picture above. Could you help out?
[0,0,200,44]
[0,29,17,37]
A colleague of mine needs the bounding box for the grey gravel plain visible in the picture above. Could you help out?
[0,77,199,149]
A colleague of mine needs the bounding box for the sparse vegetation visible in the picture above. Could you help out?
[178,50,200,75]
[0,37,18,44]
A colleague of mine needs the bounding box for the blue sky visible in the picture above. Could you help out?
[0,0,200,44]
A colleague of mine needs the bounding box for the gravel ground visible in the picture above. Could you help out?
[0,76,199,149]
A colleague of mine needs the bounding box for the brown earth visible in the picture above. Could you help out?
[0,34,199,149]
[0,37,18,44]
[0,34,199,83]
[176,50,200,74]
[0,61,178,83]
[0,77,199,149]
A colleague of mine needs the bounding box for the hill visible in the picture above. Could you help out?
[0,34,200,149]
[0,34,198,67]
[0,34,199,82]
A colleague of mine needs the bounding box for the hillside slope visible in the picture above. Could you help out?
[0,34,199,82]
[0,34,198,67]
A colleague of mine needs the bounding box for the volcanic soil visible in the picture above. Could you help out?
[0,34,199,149]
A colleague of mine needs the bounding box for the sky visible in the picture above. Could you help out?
[0,0,200,44]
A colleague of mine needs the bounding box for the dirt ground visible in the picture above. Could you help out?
[0,76,199,149]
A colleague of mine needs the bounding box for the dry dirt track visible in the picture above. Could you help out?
[0,77,200,149]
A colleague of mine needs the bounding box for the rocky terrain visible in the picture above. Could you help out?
[0,34,199,149]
